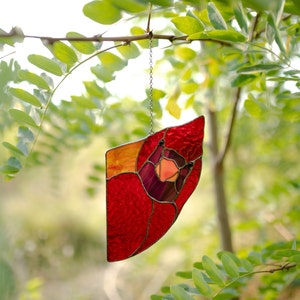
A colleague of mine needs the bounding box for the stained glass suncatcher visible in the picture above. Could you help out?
[106,116,205,262]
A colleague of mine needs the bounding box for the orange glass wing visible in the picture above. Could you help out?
[106,116,205,262]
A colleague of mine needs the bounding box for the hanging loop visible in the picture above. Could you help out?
[148,31,154,135]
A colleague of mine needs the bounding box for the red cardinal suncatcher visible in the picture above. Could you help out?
[106,116,205,262]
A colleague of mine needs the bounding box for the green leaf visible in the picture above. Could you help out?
[18,70,50,90]
[185,95,195,108]
[152,89,166,101]
[207,2,228,30]
[266,13,286,54]
[0,164,20,175]
[240,258,253,272]
[214,288,240,299]
[187,10,205,27]
[9,109,38,127]
[91,65,115,82]
[150,295,164,300]
[98,52,127,72]
[166,88,181,119]
[166,99,181,119]
[0,157,22,174]
[237,63,281,74]
[180,81,199,94]
[273,0,285,25]
[275,249,300,258]
[66,32,96,54]
[234,1,249,33]
[84,80,106,98]
[18,126,34,143]
[0,27,24,46]
[285,0,300,15]
[130,26,159,48]
[175,47,197,60]
[117,42,140,59]
[28,54,63,76]
[71,95,97,109]
[221,254,240,278]
[111,0,147,13]
[52,42,78,66]
[170,285,193,300]
[247,251,263,265]
[217,251,242,267]
[171,16,204,35]
[202,255,225,286]
[192,268,213,297]
[176,271,192,279]
[189,30,246,43]
[232,74,256,87]
[149,0,173,7]
[83,0,122,25]
[88,175,101,182]
[9,88,42,107]
[244,99,263,117]
[2,142,25,156]
[289,254,300,263]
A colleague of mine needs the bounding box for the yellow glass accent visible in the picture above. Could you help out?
[155,158,179,182]
[106,140,144,178]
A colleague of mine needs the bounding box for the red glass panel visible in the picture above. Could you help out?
[106,116,205,261]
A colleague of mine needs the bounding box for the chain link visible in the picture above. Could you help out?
[148,31,154,135]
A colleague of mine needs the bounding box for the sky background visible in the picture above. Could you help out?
[1,0,93,35]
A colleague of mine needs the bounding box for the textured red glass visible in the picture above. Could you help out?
[106,116,205,262]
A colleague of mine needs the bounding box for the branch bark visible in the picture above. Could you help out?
[217,87,241,165]
[207,87,242,253]
[207,103,234,252]
[0,28,233,46]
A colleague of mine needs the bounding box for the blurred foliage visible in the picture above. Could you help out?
[0,0,300,299]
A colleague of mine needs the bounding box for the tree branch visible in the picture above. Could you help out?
[146,3,153,33]
[217,87,241,165]
[217,13,261,166]
[0,28,233,46]
[0,29,187,44]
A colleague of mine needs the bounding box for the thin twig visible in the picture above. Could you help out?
[0,51,16,60]
[249,13,260,41]
[217,87,241,165]
[214,262,297,298]
[146,3,153,33]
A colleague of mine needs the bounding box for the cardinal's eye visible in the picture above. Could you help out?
[187,161,194,168]
[159,139,164,146]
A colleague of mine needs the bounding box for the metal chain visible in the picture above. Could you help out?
[148,31,154,135]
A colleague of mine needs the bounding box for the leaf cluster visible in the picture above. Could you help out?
[152,241,300,300]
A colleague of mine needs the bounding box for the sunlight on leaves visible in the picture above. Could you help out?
[83,0,122,25]
[28,54,63,76]
[171,16,204,35]
[66,32,97,55]
[9,109,38,128]
[52,42,78,66]
[9,88,42,107]
[207,2,228,30]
